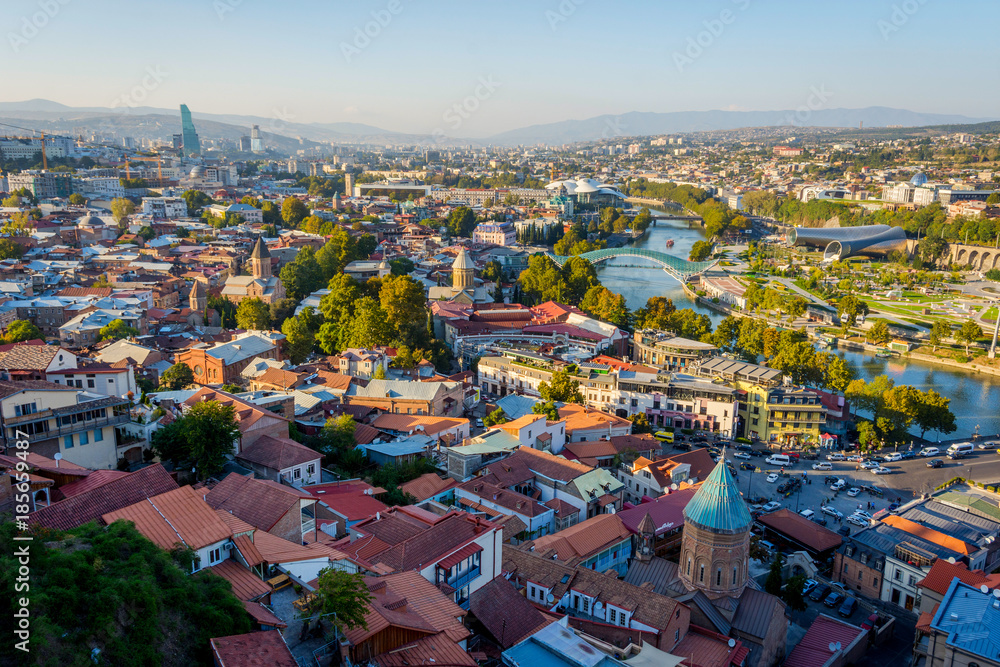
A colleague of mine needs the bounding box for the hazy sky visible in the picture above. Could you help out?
[3,0,997,137]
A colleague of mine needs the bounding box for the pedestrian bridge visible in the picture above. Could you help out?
[546,248,717,281]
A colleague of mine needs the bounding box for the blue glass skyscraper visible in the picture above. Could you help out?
[179,104,201,157]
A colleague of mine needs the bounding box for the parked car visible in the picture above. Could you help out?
[758,539,776,553]
[925,458,943,468]
[948,451,965,460]
[824,591,845,608]
[809,585,832,602]
[852,510,873,521]
[813,462,833,470]
[761,501,782,513]
[799,509,815,519]
[740,462,755,471]
[674,443,691,451]
[830,479,846,491]
[871,466,892,475]
[827,453,845,461]
[838,596,858,617]
[736,444,753,452]
[883,452,902,462]
[822,506,844,519]
[734,452,751,460]
[837,526,851,537]
[860,461,881,470]
[919,447,940,457]
[847,487,861,497]
[977,441,999,450]
[766,473,780,483]
[860,613,880,631]
[802,579,819,596]
[900,450,917,460]
[823,475,841,485]
[847,515,868,527]
[475,418,484,428]
[847,455,864,462]
[811,516,829,527]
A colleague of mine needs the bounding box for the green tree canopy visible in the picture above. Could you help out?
[539,371,583,404]
[4,319,42,344]
[99,318,139,342]
[314,568,374,632]
[150,400,241,479]
[281,196,309,227]
[484,408,508,427]
[159,362,194,390]
[236,297,271,330]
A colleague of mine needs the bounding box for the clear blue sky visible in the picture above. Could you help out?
[3,0,996,136]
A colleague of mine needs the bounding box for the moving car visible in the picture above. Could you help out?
[838,596,858,617]
[977,441,999,450]
[654,430,675,443]
[860,461,881,470]
[766,473,780,483]
[926,458,944,468]
[847,455,864,462]
[822,506,844,519]
[734,452,751,460]
[765,455,792,467]
[826,453,845,461]
[761,501,782,513]
[919,447,940,457]
[883,453,902,462]
[809,585,832,602]
[811,516,829,526]
[824,591,845,608]
[871,466,892,475]
[799,509,815,519]
[813,462,833,470]
[947,451,965,460]
[847,487,860,497]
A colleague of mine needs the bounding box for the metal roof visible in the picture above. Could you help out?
[682,455,752,535]
[931,579,1000,662]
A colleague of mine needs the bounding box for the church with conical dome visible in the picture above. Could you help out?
[678,452,753,599]
[221,236,286,305]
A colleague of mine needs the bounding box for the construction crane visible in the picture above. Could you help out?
[124,155,163,181]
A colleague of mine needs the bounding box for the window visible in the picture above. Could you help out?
[14,402,38,417]
[293,468,301,479]
[94,429,103,442]
[79,431,88,445]
[699,564,704,583]
[733,566,738,585]
[307,463,315,475]
[609,608,617,625]
[87,379,95,388]
[873,578,879,589]
[894,570,901,581]
[908,575,916,586]
[208,547,222,564]
[843,563,849,574]
[64,435,73,449]
[716,569,722,586]
[858,570,863,580]
[686,558,691,576]
[674,629,679,643]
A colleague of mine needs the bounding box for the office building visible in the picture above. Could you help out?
[179,104,201,157]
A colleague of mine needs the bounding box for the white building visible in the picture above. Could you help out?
[141,196,187,219]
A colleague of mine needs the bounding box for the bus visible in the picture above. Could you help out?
[654,430,675,443]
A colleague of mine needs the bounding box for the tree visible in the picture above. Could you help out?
[220,383,243,394]
[99,319,139,341]
[390,257,415,275]
[313,569,373,632]
[159,362,194,390]
[342,297,395,349]
[380,275,427,346]
[825,356,857,394]
[137,225,155,241]
[856,420,878,450]
[866,319,891,346]
[689,240,714,262]
[236,298,271,330]
[748,535,770,562]
[281,313,315,364]
[0,238,24,260]
[579,285,630,328]
[531,400,561,421]
[783,574,808,612]
[539,370,583,404]
[320,414,357,456]
[764,552,785,596]
[372,365,387,379]
[182,189,213,216]
[4,319,42,344]
[110,197,135,225]
[913,389,957,439]
[181,401,241,479]
[68,193,86,206]
[629,412,652,434]
[929,321,951,351]
[446,206,477,237]
[957,319,983,355]
[278,246,324,301]
[484,408,508,427]
[1,211,32,237]
[281,196,309,227]
[481,259,504,282]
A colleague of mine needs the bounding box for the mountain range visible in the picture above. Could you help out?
[0,99,993,148]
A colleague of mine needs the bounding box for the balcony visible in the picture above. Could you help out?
[5,395,129,426]
[447,565,481,592]
[913,636,929,656]
[6,412,129,441]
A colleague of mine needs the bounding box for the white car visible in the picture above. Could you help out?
[852,510,873,521]
[761,501,782,513]
[822,506,844,519]
[826,453,845,461]
[813,462,833,471]
[847,515,868,527]
[919,447,940,457]
[830,480,846,491]
[883,453,902,462]
[871,466,892,475]
[847,455,864,462]
[766,473,780,483]
[860,461,881,470]
[847,487,861,497]
[734,452,751,460]
[977,441,999,450]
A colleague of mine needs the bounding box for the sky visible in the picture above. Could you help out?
[2,0,998,137]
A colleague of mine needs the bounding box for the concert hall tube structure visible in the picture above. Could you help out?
[787,224,907,261]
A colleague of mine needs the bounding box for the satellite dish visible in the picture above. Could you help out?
[993,589,1000,599]
[981,584,990,594]
[828,643,837,653]
[670,483,678,491]
[546,592,554,603]
[54,453,62,460]
[835,643,842,651]
[728,639,736,648]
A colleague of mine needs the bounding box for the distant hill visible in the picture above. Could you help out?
[485,107,997,145]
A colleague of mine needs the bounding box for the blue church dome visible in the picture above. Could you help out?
[682,455,752,535]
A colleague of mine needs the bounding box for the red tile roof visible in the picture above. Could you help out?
[469,576,550,649]
[102,485,232,551]
[204,473,308,532]
[916,559,1000,595]
[235,435,320,471]
[207,560,271,601]
[399,473,457,502]
[242,601,286,629]
[232,534,265,567]
[369,632,476,667]
[783,614,866,667]
[757,509,842,553]
[30,464,179,530]
[304,482,389,522]
[881,515,974,556]
[55,470,130,498]
[210,629,297,667]
[439,542,483,570]
[528,513,631,563]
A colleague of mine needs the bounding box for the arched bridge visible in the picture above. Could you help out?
[546,248,717,281]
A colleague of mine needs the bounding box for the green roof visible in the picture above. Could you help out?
[682,456,752,535]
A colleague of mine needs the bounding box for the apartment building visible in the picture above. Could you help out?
[631,330,718,372]
[0,380,129,470]
[7,170,73,198]
[343,378,464,417]
[141,196,187,218]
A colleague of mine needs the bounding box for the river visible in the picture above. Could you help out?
[594,214,1000,440]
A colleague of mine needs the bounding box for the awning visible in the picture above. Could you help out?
[598,494,618,507]
[438,542,483,570]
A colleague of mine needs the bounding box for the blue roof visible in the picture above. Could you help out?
[931,578,1000,661]
[682,456,752,534]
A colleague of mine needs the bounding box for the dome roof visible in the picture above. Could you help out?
[189,166,205,178]
[909,172,928,186]
[573,180,599,193]
[452,247,473,271]
[682,454,752,535]
[79,215,104,226]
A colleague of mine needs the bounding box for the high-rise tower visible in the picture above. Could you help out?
[179,104,201,157]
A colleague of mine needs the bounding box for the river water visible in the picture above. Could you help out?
[593,214,1000,440]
